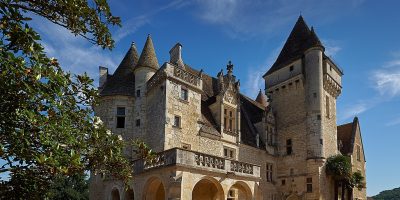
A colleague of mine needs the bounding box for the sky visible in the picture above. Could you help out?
[27,0,400,196]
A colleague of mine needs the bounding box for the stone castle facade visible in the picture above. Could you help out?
[89,16,366,200]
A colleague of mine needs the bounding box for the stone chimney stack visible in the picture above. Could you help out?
[99,66,108,89]
[169,43,184,68]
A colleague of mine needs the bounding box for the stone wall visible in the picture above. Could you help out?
[352,123,367,200]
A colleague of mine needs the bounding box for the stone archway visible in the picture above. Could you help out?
[227,181,252,200]
[142,177,165,200]
[124,188,134,200]
[286,193,301,200]
[111,188,120,200]
[192,178,224,200]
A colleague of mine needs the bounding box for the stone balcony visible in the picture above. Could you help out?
[133,148,261,179]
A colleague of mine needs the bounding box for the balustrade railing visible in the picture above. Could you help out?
[133,148,260,178]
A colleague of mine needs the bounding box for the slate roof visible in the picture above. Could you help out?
[100,43,139,96]
[264,15,324,77]
[136,35,159,71]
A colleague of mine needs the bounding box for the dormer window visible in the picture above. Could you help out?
[223,106,236,133]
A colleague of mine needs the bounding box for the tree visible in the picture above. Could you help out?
[326,154,366,199]
[0,0,142,199]
[47,173,89,200]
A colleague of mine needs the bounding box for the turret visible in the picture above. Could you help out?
[255,89,269,108]
[134,35,159,97]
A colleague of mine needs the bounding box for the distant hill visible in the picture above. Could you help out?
[370,187,400,200]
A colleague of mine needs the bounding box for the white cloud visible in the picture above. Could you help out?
[372,61,400,97]
[339,102,370,121]
[32,17,120,86]
[323,39,342,57]
[114,0,189,42]
[242,44,282,98]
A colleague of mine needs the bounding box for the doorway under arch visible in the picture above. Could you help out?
[111,188,120,200]
[143,177,165,200]
[192,178,224,200]
[227,181,252,200]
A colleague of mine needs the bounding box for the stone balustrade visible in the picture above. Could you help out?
[133,148,260,179]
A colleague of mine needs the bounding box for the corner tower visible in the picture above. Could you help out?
[263,16,343,199]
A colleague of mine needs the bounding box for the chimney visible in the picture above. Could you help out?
[169,43,184,68]
[99,66,108,89]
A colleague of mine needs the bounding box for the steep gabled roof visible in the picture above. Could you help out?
[136,35,159,71]
[100,43,139,96]
[337,117,366,160]
[263,16,324,77]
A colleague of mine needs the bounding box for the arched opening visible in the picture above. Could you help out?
[111,188,120,200]
[286,193,301,200]
[192,178,224,200]
[125,188,134,200]
[143,177,165,200]
[227,182,252,200]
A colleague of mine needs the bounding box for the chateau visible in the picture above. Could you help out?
[89,16,366,200]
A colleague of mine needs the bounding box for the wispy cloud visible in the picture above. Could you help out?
[323,39,342,57]
[386,117,400,126]
[114,0,189,42]
[339,101,373,121]
[372,60,400,97]
[193,0,364,38]
[32,17,120,85]
[340,52,400,121]
[242,44,282,98]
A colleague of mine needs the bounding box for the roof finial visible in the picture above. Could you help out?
[227,60,234,75]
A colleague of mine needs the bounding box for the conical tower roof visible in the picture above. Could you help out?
[264,15,324,76]
[135,35,159,71]
[100,42,139,96]
[255,89,268,107]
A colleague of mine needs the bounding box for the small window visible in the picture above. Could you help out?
[313,92,317,98]
[173,116,181,127]
[266,163,273,182]
[307,177,313,193]
[320,139,323,145]
[181,88,188,101]
[136,119,140,127]
[286,139,292,155]
[356,145,361,161]
[281,179,286,186]
[223,147,235,159]
[289,65,294,71]
[136,89,140,97]
[326,95,330,118]
[116,107,125,128]
[317,115,321,120]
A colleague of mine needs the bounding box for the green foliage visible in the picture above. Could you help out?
[0,0,143,199]
[326,155,366,189]
[326,154,352,179]
[47,173,89,200]
[372,187,400,200]
[350,171,365,190]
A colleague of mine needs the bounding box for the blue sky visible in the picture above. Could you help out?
[28,0,400,196]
